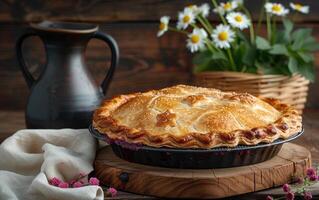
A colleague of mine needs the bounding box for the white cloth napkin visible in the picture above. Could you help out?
[0,129,104,200]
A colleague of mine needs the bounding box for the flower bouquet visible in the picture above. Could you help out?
[157,1,319,112]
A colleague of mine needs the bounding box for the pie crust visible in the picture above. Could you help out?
[93,85,302,149]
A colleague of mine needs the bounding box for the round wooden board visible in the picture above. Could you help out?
[94,143,311,199]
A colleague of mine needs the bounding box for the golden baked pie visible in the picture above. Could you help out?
[93,85,302,149]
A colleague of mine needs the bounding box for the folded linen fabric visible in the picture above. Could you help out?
[0,129,103,200]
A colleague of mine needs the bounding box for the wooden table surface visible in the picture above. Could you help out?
[1,109,318,200]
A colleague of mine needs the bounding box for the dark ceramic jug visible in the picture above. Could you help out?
[16,21,119,129]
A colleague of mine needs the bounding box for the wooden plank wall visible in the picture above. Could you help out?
[0,0,318,111]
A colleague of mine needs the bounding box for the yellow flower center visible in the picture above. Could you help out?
[218,31,228,41]
[234,15,243,22]
[187,5,195,9]
[159,22,166,31]
[224,2,232,10]
[183,15,191,23]
[191,35,200,44]
[294,3,302,11]
[272,4,282,12]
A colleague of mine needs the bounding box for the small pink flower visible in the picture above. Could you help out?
[89,177,100,186]
[58,182,69,188]
[309,175,318,181]
[106,187,117,197]
[265,195,273,200]
[49,177,61,186]
[286,192,295,200]
[73,181,83,188]
[304,191,312,200]
[296,177,304,184]
[306,168,316,177]
[69,179,76,185]
[282,183,290,192]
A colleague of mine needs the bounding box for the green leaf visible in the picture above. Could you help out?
[291,28,312,50]
[298,63,315,82]
[288,57,298,73]
[298,52,314,63]
[193,62,211,73]
[233,42,245,66]
[292,28,312,41]
[242,45,256,66]
[193,50,230,73]
[283,19,293,42]
[257,64,282,75]
[237,31,249,43]
[269,44,289,55]
[283,18,293,34]
[212,51,227,60]
[256,36,271,50]
[302,43,319,51]
[274,30,287,44]
[301,37,319,51]
[192,50,212,65]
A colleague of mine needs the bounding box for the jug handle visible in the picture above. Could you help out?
[16,31,40,89]
[92,32,119,95]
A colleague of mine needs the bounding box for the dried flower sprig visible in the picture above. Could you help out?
[49,174,118,197]
[106,187,118,197]
[266,167,319,200]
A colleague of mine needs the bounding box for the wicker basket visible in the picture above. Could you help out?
[193,71,310,113]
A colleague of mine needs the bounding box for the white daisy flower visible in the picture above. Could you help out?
[226,12,251,30]
[233,0,244,5]
[198,3,210,17]
[211,24,235,49]
[187,28,208,53]
[213,1,238,15]
[265,3,289,16]
[157,16,170,37]
[177,8,195,30]
[290,3,309,14]
[186,5,198,13]
[213,6,226,15]
[222,1,238,12]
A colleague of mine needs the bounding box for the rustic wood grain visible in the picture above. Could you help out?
[0,0,318,198]
[0,22,191,110]
[0,22,319,110]
[0,109,318,199]
[0,0,318,22]
[94,143,310,199]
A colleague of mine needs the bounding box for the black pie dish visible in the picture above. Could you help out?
[89,125,303,169]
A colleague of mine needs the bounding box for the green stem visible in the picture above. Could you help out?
[271,17,277,44]
[264,0,272,41]
[197,16,212,34]
[256,0,267,34]
[266,13,271,41]
[226,48,236,71]
[190,23,197,29]
[202,16,214,31]
[205,39,215,52]
[241,6,255,44]
[168,27,188,34]
[211,0,227,24]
